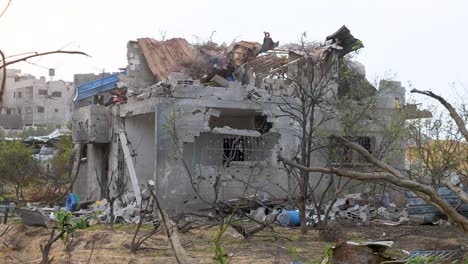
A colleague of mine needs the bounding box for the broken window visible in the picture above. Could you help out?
[208,109,272,134]
[356,136,373,155]
[194,132,279,166]
[223,137,246,164]
[330,136,375,164]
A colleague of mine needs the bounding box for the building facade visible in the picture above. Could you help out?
[71,27,421,211]
[0,69,73,130]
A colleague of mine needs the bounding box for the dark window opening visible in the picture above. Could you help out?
[17,108,21,114]
[356,136,373,155]
[330,136,375,164]
[255,115,272,134]
[195,132,279,166]
[51,91,62,97]
[18,92,22,98]
[223,137,245,165]
[38,89,48,95]
[37,106,45,113]
[81,144,88,160]
[54,108,59,113]
[6,109,11,115]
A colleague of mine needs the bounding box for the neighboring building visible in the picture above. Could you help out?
[71,27,422,211]
[0,69,73,130]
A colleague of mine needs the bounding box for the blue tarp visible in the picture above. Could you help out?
[74,71,126,102]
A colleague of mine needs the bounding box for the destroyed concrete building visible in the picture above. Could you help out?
[71,26,418,211]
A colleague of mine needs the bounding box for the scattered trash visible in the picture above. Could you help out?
[277,210,300,226]
[66,193,81,211]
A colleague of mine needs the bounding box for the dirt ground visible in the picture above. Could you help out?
[0,222,466,264]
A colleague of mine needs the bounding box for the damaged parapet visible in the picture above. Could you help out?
[71,105,111,143]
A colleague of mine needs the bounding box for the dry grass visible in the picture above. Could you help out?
[0,223,466,263]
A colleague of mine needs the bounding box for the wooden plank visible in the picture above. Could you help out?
[119,132,142,205]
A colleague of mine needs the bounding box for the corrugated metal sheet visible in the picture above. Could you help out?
[137,38,195,81]
[400,250,463,263]
[74,71,125,102]
[406,187,468,222]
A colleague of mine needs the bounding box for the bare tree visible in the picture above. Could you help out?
[96,169,127,227]
[262,31,367,233]
[130,198,161,253]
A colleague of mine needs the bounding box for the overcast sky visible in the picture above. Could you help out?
[0,0,467,105]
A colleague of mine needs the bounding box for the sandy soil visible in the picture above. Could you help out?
[0,223,466,263]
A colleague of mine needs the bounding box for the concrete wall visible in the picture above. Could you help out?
[126,41,157,91]
[72,105,111,144]
[146,86,299,211]
[122,113,155,189]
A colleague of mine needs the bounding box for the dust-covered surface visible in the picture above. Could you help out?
[0,223,466,263]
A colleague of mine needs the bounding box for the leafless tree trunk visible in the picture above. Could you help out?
[40,229,67,264]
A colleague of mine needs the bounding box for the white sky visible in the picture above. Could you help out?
[1,0,467,105]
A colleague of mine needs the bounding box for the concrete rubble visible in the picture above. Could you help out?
[224,192,412,227]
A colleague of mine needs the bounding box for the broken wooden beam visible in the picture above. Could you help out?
[119,131,142,205]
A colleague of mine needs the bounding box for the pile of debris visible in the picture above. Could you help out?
[329,193,410,226]
[113,26,363,106]
[15,187,160,228]
[223,192,411,227]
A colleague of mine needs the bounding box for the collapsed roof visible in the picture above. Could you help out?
[132,25,362,85]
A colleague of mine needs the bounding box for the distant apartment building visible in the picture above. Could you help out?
[0,69,73,130]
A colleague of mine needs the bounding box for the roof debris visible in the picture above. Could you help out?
[137,38,195,81]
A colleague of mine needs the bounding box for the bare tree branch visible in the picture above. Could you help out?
[443,181,468,204]
[0,50,90,69]
[0,0,12,19]
[0,50,6,109]
[410,89,468,142]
